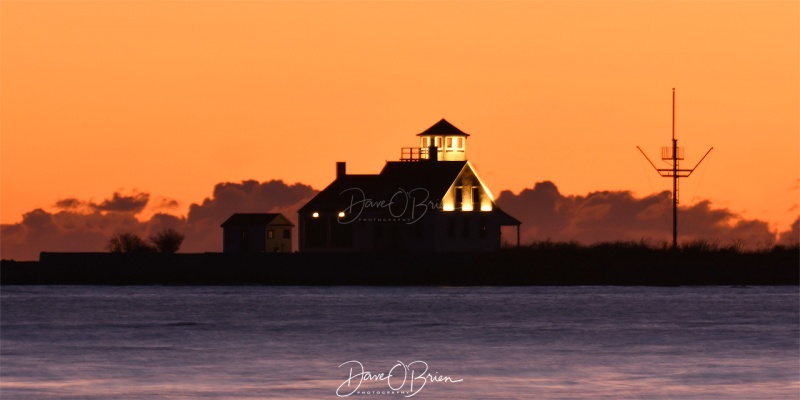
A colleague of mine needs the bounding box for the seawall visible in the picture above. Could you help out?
[1,247,797,285]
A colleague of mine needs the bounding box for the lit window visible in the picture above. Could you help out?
[267,230,274,239]
[312,212,319,218]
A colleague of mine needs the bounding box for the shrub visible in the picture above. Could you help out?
[106,233,155,253]
[149,228,185,254]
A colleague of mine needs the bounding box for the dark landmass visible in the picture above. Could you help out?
[2,242,797,286]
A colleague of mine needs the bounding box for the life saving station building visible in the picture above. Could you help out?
[298,119,520,252]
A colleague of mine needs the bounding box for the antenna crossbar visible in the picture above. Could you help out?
[636,89,714,249]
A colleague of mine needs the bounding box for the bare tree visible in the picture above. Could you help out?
[106,233,155,253]
[148,228,185,254]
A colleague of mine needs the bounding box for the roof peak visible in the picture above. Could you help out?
[220,213,294,227]
[416,118,470,137]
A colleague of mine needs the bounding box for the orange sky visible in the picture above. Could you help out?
[2,1,798,233]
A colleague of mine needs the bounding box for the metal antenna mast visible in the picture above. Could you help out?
[637,89,714,249]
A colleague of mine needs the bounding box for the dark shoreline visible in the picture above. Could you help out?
[2,244,797,286]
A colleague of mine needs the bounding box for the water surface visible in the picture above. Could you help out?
[2,286,797,399]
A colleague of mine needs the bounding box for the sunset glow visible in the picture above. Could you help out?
[1,1,797,258]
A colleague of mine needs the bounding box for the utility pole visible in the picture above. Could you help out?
[637,89,714,249]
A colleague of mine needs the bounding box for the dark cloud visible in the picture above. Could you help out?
[496,181,777,248]
[1,179,789,260]
[1,180,317,260]
[90,192,149,213]
[181,180,317,252]
[1,208,145,261]
[159,198,180,209]
[778,218,799,246]
[55,198,83,209]
[187,180,314,222]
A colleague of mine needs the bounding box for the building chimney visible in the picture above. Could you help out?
[336,162,346,179]
[428,146,438,162]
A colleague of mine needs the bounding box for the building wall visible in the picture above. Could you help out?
[224,224,293,253]
[223,226,266,254]
[428,212,503,252]
[265,226,293,253]
[299,214,354,252]
[298,211,504,252]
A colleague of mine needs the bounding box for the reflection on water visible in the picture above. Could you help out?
[2,286,798,399]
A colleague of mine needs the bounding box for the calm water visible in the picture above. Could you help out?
[1,286,798,399]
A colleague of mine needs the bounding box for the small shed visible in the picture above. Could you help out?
[221,213,294,253]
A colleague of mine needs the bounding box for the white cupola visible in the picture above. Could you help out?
[417,118,469,161]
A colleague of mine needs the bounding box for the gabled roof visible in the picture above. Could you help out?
[220,213,294,228]
[298,161,467,214]
[379,161,468,195]
[416,118,470,137]
[297,174,382,213]
[298,160,521,226]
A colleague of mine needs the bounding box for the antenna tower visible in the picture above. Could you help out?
[637,89,714,249]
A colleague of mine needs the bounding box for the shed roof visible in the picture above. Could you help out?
[220,213,294,227]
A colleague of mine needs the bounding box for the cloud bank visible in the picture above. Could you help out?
[1,181,317,260]
[495,181,797,248]
[1,180,796,260]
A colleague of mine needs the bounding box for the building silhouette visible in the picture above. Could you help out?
[221,213,294,253]
[298,119,520,252]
